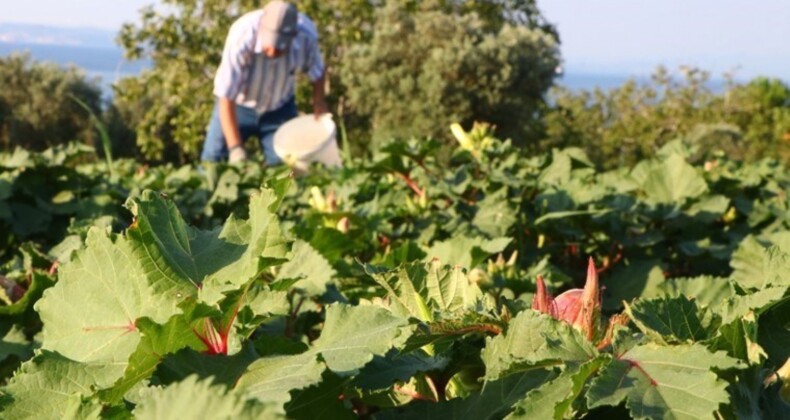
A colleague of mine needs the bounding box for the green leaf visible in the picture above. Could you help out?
[655,276,734,311]
[125,189,289,301]
[133,375,282,420]
[275,240,336,296]
[586,344,741,419]
[124,191,209,297]
[236,304,408,403]
[36,229,176,366]
[507,357,607,420]
[602,259,665,311]
[625,296,720,344]
[285,372,354,420]
[718,286,787,324]
[730,237,790,290]
[99,315,205,403]
[0,325,32,364]
[482,310,597,381]
[9,202,51,236]
[233,352,323,405]
[157,345,259,387]
[539,149,572,186]
[709,313,764,364]
[472,187,517,237]
[641,154,708,204]
[757,298,790,364]
[366,262,484,320]
[424,234,511,269]
[0,351,115,419]
[310,304,408,375]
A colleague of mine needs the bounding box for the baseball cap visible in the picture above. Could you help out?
[259,1,298,52]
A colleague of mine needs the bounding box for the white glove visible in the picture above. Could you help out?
[228,145,247,164]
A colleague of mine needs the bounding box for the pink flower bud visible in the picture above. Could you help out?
[532,276,557,317]
[532,258,602,342]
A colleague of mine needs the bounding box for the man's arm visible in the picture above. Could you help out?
[218,97,243,150]
[213,17,254,161]
[312,72,328,117]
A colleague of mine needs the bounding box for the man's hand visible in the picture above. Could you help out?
[229,145,248,164]
[312,73,328,119]
[313,97,329,119]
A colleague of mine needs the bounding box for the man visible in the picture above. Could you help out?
[201,1,327,164]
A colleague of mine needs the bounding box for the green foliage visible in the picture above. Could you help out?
[340,0,560,145]
[542,67,790,168]
[586,344,740,419]
[2,131,790,417]
[0,54,102,152]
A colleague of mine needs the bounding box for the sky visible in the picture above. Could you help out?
[1,0,788,80]
[539,0,790,80]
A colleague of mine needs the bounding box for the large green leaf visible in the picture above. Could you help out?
[310,304,409,374]
[482,310,597,380]
[730,237,790,290]
[99,315,205,403]
[133,375,282,420]
[0,351,115,419]
[236,304,408,403]
[640,154,708,204]
[625,296,720,344]
[232,352,323,405]
[125,189,290,300]
[507,357,607,420]
[275,240,335,296]
[36,229,176,366]
[586,344,741,419]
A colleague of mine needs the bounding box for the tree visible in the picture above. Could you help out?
[0,54,102,152]
[339,0,560,145]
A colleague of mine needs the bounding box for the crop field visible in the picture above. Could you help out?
[0,128,789,419]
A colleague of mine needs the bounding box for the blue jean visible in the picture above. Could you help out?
[200,97,298,163]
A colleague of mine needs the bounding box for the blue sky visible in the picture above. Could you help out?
[2,0,788,80]
[540,0,790,80]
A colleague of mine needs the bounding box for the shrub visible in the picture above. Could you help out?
[541,67,790,168]
[0,53,102,152]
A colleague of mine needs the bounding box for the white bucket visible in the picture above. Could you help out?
[273,113,342,172]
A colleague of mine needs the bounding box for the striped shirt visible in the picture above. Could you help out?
[213,10,324,114]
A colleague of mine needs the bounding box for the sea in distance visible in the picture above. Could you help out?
[0,40,732,100]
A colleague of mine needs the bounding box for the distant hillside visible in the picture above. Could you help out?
[0,23,149,95]
[0,22,116,49]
